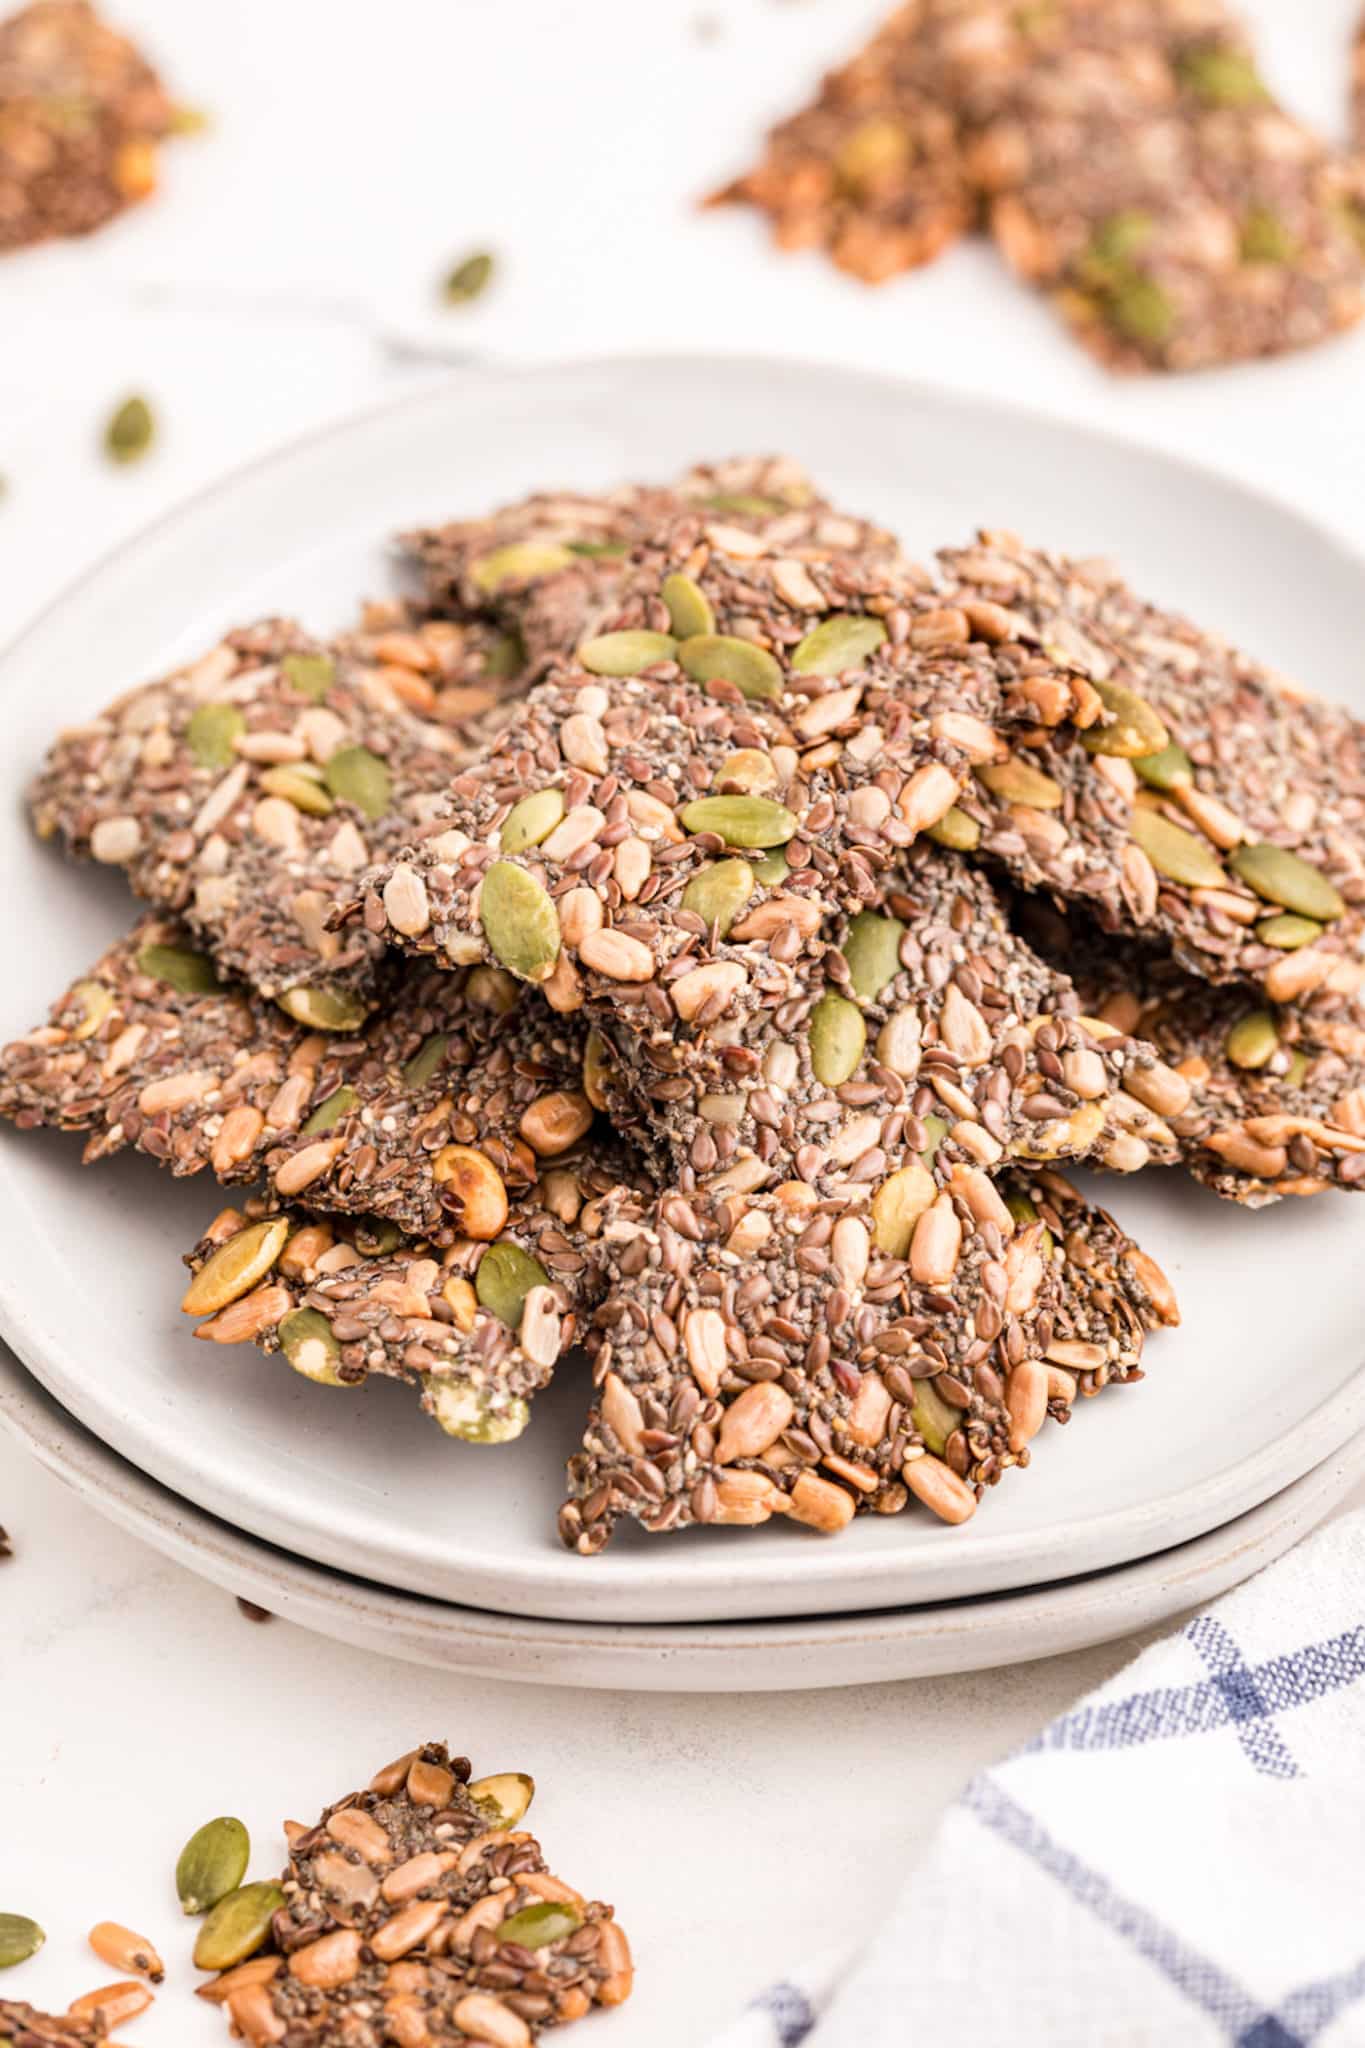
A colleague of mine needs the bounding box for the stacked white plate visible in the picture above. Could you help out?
[2,357,1362,1688]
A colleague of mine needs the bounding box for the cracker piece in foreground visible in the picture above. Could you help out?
[28,619,468,1016]
[198,1741,631,2046]
[0,0,173,253]
[0,2000,107,2046]
[560,1168,1176,1553]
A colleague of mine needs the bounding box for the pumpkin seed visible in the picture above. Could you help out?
[176,1816,250,1915]
[260,765,334,815]
[69,979,114,1038]
[324,745,391,821]
[352,1216,404,1257]
[678,634,783,701]
[1241,206,1294,264]
[791,614,887,676]
[678,795,797,848]
[1086,210,1153,269]
[926,805,981,852]
[105,394,154,464]
[1283,1048,1310,1089]
[870,1161,935,1257]
[1006,1191,1039,1226]
[430,1379,531,1444]
[1225,1009,1280,1071]
[136,942,220,994]
[443,249,495,304]
[470,542,576,595]
[1133,740,1194,792]
[1254,912,1322,951]
[403,1034,449,1088]
[476,1240,550,1327]
[187,702,245,770]
[975,758,1064,809]
[842,910,905,1000]
[911,1380,960,1458]
[276,986,368,1032]
[681,858,754,937]
[479,861,561,981]
[500,788,565,854]
[192,1883,285,1971]
[567,539,628,559]
[281,652,335,701]
[1129,808,1228,889]
[1109,274,1175,348]
[808,992,866,1085]
[483,630,525,679]
[1177,44,1266,105]
[1080,676,1170,759]
[919,1113,951,1167]
[577,629,677,676]
[750,847,790,886]
[182,1219,290,1317]
[301,1085,356,1136]
[279,1308,347,1386]
[468,1772,535,1829]
[703,491,786,517]
[1228,842,1345,922]
[0,1915,44,1970]
[661,572,716,639]
[497,1902,582,1950]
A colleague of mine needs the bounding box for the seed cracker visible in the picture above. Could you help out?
[0,2001,104,2047]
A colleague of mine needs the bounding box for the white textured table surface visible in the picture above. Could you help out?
[4,2,1365,2040]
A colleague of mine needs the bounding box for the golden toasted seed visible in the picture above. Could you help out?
[500,788,565,854]
[842,910,905,999]
[432,1146,509,1239]
[1010,1097,1106,1162]
[452,1992,532,2048]
[278,1309,347,1386]
[1129,807,1228,889]
[1255,912,1323,950]
[68,979,114,1038]
[1228,842,1345,922]
[926,805,982,852]
[975,758,1063,809]
[0,1913,45,1969]
[577,629,677,675]
[712,747,777,794]
[679,795,797,847]
[468,1771,535,1829]
[808,991,866,1085]
[187,701,246,770]
[176,1816,250,1915]
[519,1090,593,1155]
[1079,676,1170,758]
[275,986,368,1031]
[466,966,520,1014]
[791,614,887,676]
[681,858,755,936]
[182,1219,290,1316]
[469,542,576,594]
[903,1452,977,1524]
[260,766,334,815]
[871,1161,936,1257]
[479,861,561,982]
[476,1240,550,1327]
[661,573,715,638]
[89,1923,164,1983]
[68,1981,153,2025]
[678,634,783,701]
[1132,740,1194,791]
[288,1928,362,1989]
[582,1029,613,1111]
[195,1955,281,2004]
[1225,1009,1280,1070]
[136,942,221,994]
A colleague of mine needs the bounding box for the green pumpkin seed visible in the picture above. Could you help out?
[301,1085,356,1136]
[1129,808,1228,889]
[926,805,981,852]
[1241,206,1294,264]
[403,1034,449,1088]
[1254,912,1323,951]
[475,1240,550,1328]
[0,1915,44,1970]
[497,1901,582,1950]
[479,861,561,981]
[577,629,678,676]
[808,992,866,1085]
[1225,1009,1280,1071]
[751,847,790,886]
[187,701,245,770]
[1133,740,1194,792]
[1177,44,1266,105]
[136,942,221,995]
[429,1379,530,1444]
[678,795,798,849]
[483,630,525,679]
[192,1882,285,1971]
[1109,274,1175,348]
[443,249,495,304]
[1087,210,1153,269]
[468,1771,535,1829]
[681,858,755,937]
[567,539,628,559]
[1283,1048,1310,1089]
[324,745,391,821]
[501,787,565,854]
[276,986,368,1032]
[678,634,783,702]
[260,766,334,815]
[843,911,905,1001]
[1080,676,1170,759]
[352,1216,404,1257]
[911,1380,959,1458]
[176,1816,250,1915]
[1005,1191,1039,1226]
[105,394,154,464]
[182,1219,290,1317]
[279,1308,347,1386]
[703,491,787,517]
[975,759,1064,810]
[919,1113,951,1167]
[281,652,335,702]
[791,614,887,677]
[1228,843,1345,923]
[661,573,716,639]
[470,542,577,595]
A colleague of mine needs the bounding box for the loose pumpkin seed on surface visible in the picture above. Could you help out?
[192,1883,285,1971]
[176,1816,251,1916]
[442,248,495,304]
[0,1916,44,1970]
[104,394,154,464]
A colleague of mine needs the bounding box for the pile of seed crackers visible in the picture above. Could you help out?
[713,0,1365,373]
[4,453,1363,1554]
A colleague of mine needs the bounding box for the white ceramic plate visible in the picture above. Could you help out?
[1,354,1363,1627]
[4,1345,1362,1690]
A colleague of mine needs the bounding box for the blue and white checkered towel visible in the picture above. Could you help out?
[714,1511,1365,2048]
